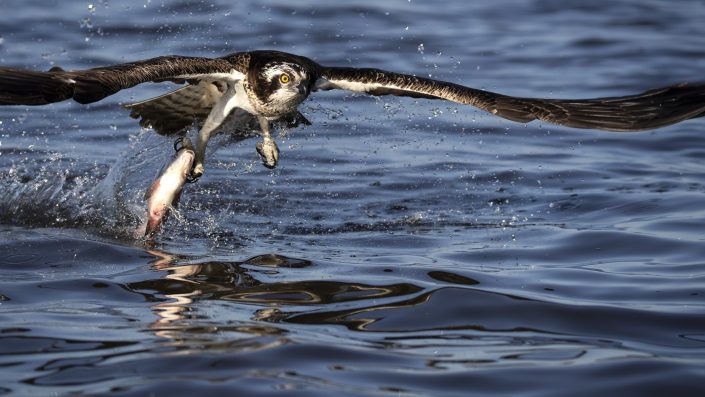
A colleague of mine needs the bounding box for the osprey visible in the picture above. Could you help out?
[1,50,704,179]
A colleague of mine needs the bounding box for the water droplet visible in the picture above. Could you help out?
[88,3,96,14]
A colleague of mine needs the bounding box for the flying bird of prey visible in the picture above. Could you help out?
[1,50,704,180]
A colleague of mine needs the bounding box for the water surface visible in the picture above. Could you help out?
[1,1,705,396]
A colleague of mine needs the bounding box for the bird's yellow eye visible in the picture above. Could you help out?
[279,73,290,84]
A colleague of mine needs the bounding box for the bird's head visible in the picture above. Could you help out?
[246,51,319,116]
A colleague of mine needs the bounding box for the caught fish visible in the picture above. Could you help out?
[143,138,195,238]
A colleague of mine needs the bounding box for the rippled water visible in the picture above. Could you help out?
[1,1,705,396]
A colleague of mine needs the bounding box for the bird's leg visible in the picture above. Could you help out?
[256,116,279,169]
[188,83,239,180]
[191,119,220,180]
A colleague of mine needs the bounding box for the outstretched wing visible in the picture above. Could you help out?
[315,67,705,132]
[0,54,247,106]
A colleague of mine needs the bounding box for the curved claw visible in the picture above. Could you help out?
[173,136,185,152]
[186,172,200,183]
[186,162,204,183]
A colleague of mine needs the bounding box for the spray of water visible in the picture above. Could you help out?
[0,130,177,240]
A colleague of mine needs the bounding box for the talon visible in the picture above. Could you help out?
[186,172,200,183]
[188,163,204,182]
[173,137,185,152]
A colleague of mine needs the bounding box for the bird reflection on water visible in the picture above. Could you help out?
[134,250,425,344]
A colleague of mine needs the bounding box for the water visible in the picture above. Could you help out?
[1,0,705,395]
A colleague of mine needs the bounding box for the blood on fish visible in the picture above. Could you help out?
[143,139,195,239]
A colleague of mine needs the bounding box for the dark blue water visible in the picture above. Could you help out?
[1,1,705,395]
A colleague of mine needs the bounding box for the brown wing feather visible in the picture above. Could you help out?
[0,67,75,105]
[316,67,705,132]
[0,53,249,106]
[123,81,225,135]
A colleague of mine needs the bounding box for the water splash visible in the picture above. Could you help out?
[0,130,178,240]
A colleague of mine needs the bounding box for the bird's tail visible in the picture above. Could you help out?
[0,66,76,105]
